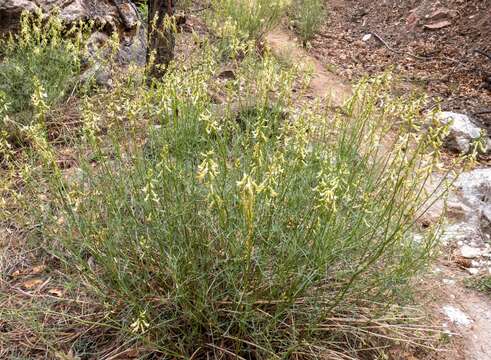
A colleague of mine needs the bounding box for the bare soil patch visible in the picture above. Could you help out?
[266,28,352,107]
[310,0,491,134]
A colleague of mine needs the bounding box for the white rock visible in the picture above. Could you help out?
[362,34,372,42]
[461,245,482,259]
[453,169,491,217]
[443,305,473,326]
[466,267,479,275]
[436,112,483,153]
[481,206,491,235]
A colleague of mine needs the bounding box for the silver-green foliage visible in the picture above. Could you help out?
[27,36,454,356]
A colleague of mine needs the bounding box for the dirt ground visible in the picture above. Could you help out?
[309,0,491,135]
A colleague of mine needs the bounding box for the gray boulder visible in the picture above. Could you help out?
[436,112,484,154]
[1,1,120,31]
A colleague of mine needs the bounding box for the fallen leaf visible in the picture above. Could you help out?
[424,20,451,30]
[21,278,43,290]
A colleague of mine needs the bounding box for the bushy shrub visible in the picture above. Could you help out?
[27,34,452,357]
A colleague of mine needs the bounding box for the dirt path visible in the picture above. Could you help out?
[266,29,352,108]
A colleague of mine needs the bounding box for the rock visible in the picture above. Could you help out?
[81,32,113,88]
[436,112,483,153]
[466,268,480,275]
[461,245,482,259]
[1,1,120,30]
[0,1,36,32]
[87,32,111,57]
[362,34,372,42]
[443,305,472,326]
[437,168,491,273]
[117,25,147,66]
[481,206,491,236]
[454,168,491,210]
[443,278,456,285]
[445,201,471,222]
[113,0,139,30]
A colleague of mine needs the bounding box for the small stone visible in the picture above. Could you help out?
[362,34,372,42]
[460,245,481,259]
[466,267,479,275]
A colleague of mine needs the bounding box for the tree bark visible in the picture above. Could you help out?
[147,0,175,78]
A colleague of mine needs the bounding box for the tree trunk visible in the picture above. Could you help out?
[147,0,175,78]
